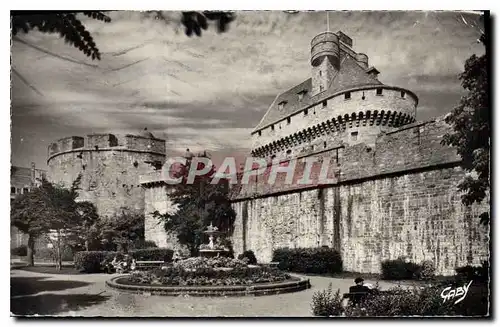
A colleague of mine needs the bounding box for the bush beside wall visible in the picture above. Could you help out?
[272,247,342,274]
[129,248,174,262]
[237,250,257,265]
[11,245,27,257]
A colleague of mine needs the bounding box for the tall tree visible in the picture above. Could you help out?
[10,175,84,267]
[99,208,145,252]
[442,13,490,225]
[67,201,100,251]
[153,152,235,256]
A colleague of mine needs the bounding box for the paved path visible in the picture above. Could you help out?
[10,269,406,317]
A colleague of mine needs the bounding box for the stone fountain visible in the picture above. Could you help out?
[199,223,230,258]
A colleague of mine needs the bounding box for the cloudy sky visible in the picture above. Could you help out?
[11,11,484,169]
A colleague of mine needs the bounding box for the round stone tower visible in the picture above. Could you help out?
[250,30,419,160]
[311,31,340,95]
[46,129,166,219]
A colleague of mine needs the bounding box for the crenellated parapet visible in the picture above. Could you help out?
[47,133,166,163]
[238,115,459,201]
[252,86,417,159]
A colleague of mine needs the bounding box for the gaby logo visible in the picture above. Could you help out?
[440,280,473,305]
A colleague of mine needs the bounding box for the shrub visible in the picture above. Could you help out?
[131,239,158,249]
[74,251,116,273]
[11,245,27,257]
[455,260,489,283]
[414,260,436,280]
[272,247,342,274]
[238,250,257,265]
[381,257,421,280]
[311,283,344,316]
[35,246,74,262]
[129,248,174,262]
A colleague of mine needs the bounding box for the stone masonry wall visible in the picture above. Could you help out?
[251,87,417,151]
[48,150,164,219]
[231,167,489,276]
[231,116,490,275]
[143,184,184,250]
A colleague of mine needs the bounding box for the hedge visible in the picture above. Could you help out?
[75,251,116,273]
[129,248,174,262]
[272,247,343,274]
[237,250,257,265]
[74,248,174,273]
[455,260,489,283]
[11,245,27,257]
[381,258,421,280]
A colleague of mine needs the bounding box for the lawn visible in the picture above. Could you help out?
[15,265,84,275]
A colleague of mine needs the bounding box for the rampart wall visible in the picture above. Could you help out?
[231,117,489,275]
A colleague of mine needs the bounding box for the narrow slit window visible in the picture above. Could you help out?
[287,117,291,124]
[376,88,383,95]
[324,141,327,148]
[401,91,406,98]
[351,131,358,140]
[271,125,274,131]
[320,85,324,92]
[345,92,351,100]
[10,187,15,194]
[258,131,262,137]
[322,100,327,107]
[304,109,308,116]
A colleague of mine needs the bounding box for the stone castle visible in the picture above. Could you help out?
[47,130,166,218]
[47,30,489,276]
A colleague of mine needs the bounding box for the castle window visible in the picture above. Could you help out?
[322,100,327,107]
[286,149,292,155]
[16,188,21,194]
[401,91,406,98]
[362,91,366,100]
[344,92,351,100]
[324,141,327,148]
[23,188,29,194]
[271,125,274,131]
[304,109,308,116]
[278,100,287,110]
[258,131,262,136]
[271,154,276,159]
[298,90,307,101]
[376,88,383,96]
[320,85,324,92]
[351,131,358,141]
[10,187,15,194]
[287,117,291,124]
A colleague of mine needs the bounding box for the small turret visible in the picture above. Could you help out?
[311,31,340,95]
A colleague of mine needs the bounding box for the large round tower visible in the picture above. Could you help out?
[250,30,418,160]
[47,129,166,219]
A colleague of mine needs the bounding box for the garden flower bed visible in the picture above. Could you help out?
[106,256,311,296]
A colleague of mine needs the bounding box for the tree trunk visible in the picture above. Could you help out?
[56,230,62,271]
[85,239,89,252]
[27,234,35,266]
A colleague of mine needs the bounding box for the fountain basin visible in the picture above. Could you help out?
[199,249,230,258]
[106,275,311,297]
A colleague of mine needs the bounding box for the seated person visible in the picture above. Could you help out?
[348,277,374,305]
